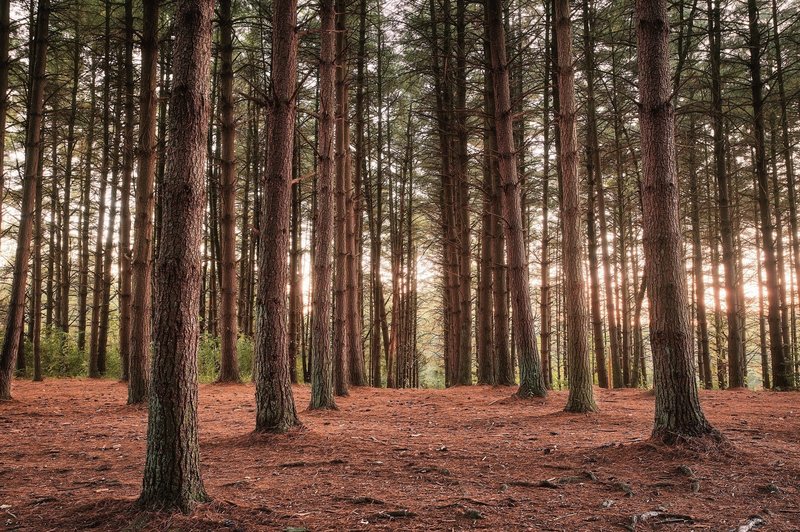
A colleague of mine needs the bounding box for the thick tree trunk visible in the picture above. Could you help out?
[0,0,49,400]
[254,0,302,432]
[129,0,160,403]
[556,0,595,412]
[217,0,240,382]
[636,0,717,443]
[486,0,546,399]
[310,0,337,410]
[138,0,214,510]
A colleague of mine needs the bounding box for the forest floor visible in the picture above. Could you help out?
[1,380,799,531]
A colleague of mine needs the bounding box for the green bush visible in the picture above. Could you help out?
[40,328,85,377]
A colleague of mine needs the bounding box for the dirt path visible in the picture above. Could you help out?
[1,379,798,530]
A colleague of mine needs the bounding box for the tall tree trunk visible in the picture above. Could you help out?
[477,36,496,385]
[454,0,472,386]
[288,146,302,383]
[582,0,615,389]
[217,0,240,382]
[769,116,792,389]
[309,0,337,410]
[747,0,788,389]
[539,0,552,389]
[119,0,135,386]
[556,0,595,412]
[32,143,43,382]
[688,118,712,389]
[771,0,800,375]
[348,0,368,387]
[0,0,49,400]
[77,65,98,355]
[89,0,113,378]
[129,0,160,403]
[59,24,81,335]
[486,0,546,399]
[707,0,745,387]
[333,0,350,396]
[637,0,717,442]
[254,0,302,432]
[139,0,214,510]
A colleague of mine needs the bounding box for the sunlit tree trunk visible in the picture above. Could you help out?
[129,0,160,403]
[217,0,240,382]
[556,0,595,412]
[637,0,716,442]
[89,6,116,374]
[254,0,302,432]
[310,0,338,410]
[139,0,214,510]
[487,0,546,398]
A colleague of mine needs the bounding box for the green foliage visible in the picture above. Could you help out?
[197,333,254,383]
[39,328,85,377]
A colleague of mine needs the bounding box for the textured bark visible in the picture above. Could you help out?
[636,0,716,442]
[491,128,512,385]
[254,0,301,432]
[486,0,546,399]
[556,0,595,412]
[0,0,48,400]
[139,0,214,510]
[707,0,744,388]
[310,0,337,410]
[129,0,160,404]
[217,0,240,383]
[333,0,350,396]
[347,0,367,388]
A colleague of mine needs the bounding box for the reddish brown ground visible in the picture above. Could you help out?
[1,380,799,531]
